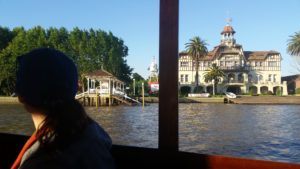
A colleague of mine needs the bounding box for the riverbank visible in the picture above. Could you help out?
[1,96,300,105]
[230,95,300,105]
[138,96,300,104]
[0,96,224,104]
[0,97,18,104]
[137,97,224,103]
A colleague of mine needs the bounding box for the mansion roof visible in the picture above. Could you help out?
[179,46,280,61]
[244,51,279,60]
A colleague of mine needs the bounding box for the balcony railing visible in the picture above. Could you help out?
[249,81,284,85]
[179,80,285,86]
[226,80,245,84]
[219,65,245,70]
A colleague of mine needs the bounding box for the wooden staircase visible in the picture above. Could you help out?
[112,95,138,106]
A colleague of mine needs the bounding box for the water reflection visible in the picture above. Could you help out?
[0,104,34,135]
[86,105,158,148]
[179,104,300,163]
[87,103,300,163]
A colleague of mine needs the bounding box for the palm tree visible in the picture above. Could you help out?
[287,31,300,56]
[203,63,225,95]
[185,36,208,90]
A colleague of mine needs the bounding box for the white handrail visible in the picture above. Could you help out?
[76,88,141,105]
[75,91,88,99]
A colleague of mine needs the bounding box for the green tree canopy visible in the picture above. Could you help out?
[130,72,147,96]
[132,72,145,81]
[0,26,132,95]
[287,31,300,56]
[0,26,15,50]
[203,63,225,95]
[185,36,208,89]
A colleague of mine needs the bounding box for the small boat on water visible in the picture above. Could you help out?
[224,92,237,98]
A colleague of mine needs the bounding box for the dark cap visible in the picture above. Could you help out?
[16,48,78,107]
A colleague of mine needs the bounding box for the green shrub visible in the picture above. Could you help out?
[149,92,158,97]
[249,86,257,96]
[249,88,254,96]
[276,87,282,96]
[296,88,300,94]
[180,86,191,97]
[212,94,224,97]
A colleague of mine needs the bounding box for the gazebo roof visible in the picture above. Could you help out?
[85,69,114,77]
[85,69,124,84]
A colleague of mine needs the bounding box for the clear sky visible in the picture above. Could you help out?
[0,0,299,78]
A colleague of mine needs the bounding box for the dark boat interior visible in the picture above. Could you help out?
[1,133,300,169]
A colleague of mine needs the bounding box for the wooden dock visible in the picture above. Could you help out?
[75,92,138,106]
[0,97,18,104]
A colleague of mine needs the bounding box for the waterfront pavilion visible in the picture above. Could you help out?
[79,69,126,106]
[85,69,125,95]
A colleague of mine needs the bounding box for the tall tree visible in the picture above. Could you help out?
[131,73,145,96]
[47,27,70,53]
[287,31,300,56]
[203,63,225,95]
[0,26,15,51]
[132,73,145,81]
[0,26,133,95]
[0,28,28,95]
[185,36,208,90]
[104,32,132,83]
[25,26,47,49]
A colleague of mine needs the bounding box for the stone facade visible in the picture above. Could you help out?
[179,23,288,95]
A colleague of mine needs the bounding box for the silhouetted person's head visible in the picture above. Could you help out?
[16,48,78,109]
[16,48,89,147]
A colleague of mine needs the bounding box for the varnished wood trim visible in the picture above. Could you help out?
[159,0,179,151]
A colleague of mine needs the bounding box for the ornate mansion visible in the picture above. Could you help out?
[179,23,288,95]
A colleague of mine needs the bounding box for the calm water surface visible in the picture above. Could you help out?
[1,103,300,163]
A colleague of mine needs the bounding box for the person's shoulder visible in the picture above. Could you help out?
[64,120,112,157]
[64,121,115,168]
[19,149,67,169]
[84,120,112,146]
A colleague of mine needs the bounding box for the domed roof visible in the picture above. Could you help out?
[221,25,236,34]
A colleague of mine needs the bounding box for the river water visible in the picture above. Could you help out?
[0,103,300,163]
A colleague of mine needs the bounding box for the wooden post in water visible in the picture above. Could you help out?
[159,0,179,151]
[142,82,145,111]
[96,90,98,108]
